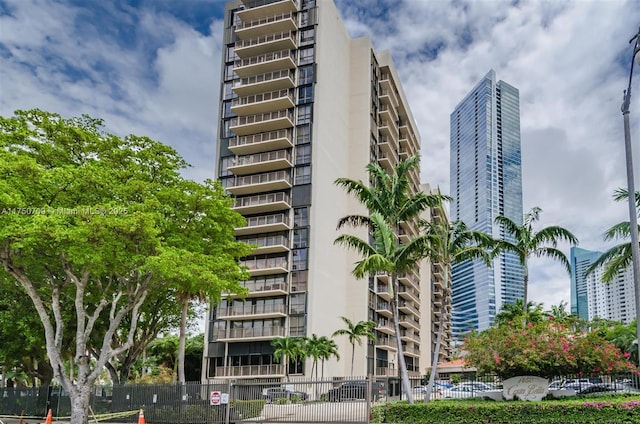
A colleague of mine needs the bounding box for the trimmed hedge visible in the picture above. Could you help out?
[371,397,640,423]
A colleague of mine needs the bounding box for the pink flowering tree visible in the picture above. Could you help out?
[464,318,637,379]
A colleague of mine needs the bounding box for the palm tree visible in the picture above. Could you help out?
[420,197,494,402]
[271,336,304,382]
[494,299,545,326]
[318,336,340,379]
[494,206,578,316]
[587,189,640,282]
[304,334,324,380]
[331,317,375,377]
[335,156,447,404]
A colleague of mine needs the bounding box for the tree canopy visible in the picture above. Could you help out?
[0,109,251,423]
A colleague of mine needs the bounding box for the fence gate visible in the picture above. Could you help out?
[231,377,376,423]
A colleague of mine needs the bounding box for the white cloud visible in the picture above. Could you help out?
[2,0,640,311]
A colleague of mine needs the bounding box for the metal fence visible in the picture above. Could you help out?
[1,373,639,423]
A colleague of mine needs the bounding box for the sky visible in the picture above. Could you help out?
[1,0,640,311]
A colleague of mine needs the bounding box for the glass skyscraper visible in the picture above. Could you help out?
[449,69,524,338]
[570,246,601,321]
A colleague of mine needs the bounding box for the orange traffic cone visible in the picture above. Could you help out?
[137,409,146,424]
[44,409,52,424]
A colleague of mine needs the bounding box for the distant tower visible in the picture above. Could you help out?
[449,70,525,338]
[570,247,601,320]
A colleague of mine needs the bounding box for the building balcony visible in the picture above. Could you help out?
[379,119,398,142]
[375,367,396,377]
[233,69,295,97]
[403,345,420,357]
[399,314,420,330]
[235,213,291,236]
[378,136,398,161]
[218,303,287,320]
[217,364,285,378]
[232,89,295,116]
[235,30,297,59]
[241,234,289,255]
[234,49,296,78]
[227,281,288,298]
[399,218,418,237]
[375,321,395,335]
[400,329,420,344]
[217,325,286,341]
[229,129,293,155]
[375,302,393,319]
[376,271,389,284]
[230,109,294,136]
[379,104,399,128]
[398,285,419,304]
[379,88,399,109]
[376,336,398,351]
[399,300,420,318]
[228,149,292,176]
[240,256,289,276]
[225,170,292,196]
[398,271,420,292]
[233,192,291,215]
[237,1,299,29]
[377,149,397,172]
[398,227,410,243]
[375,283,392,302]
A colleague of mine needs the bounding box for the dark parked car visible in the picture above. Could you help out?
[576,384,615,395]
[327,381,384,402]
[262,387,308,403]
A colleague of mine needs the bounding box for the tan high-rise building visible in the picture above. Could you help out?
[203,0,446,382]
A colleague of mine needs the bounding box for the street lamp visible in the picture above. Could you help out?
[621,26,640,359]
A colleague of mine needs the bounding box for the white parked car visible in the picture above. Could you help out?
[440,385,483,399]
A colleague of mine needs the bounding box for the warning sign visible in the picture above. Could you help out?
[210,391,221,406]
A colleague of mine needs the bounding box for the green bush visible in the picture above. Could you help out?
[234,399,265,418]
[371,397,640,424]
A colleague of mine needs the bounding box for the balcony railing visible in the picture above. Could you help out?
[236,8,298,34]
[376,336,398,350]
[235,31,297,58]
[236,213,290,235]
[217,364,285,377]
[241,280,288,293]
[231,89,295,115]
[399,300,420,317]
[234,50,296,78]
[219,326,286,340]
[233,192,291,214]
[240,234,289,254]
[226,170,291,196]
[233,69,296,97]
[232,149,290,168]
[230,129,293,155]
[219,303,287,317]
[230,109,294,136]
[240,255,288,272]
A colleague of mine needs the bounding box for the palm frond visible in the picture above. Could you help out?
[533,247,571,275]
[336,214,372,230]
[585,243,630,277]
[531,226,578,247]
[603,221,632,241]
[334,234,376,258]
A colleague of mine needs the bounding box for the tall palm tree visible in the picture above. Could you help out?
[587,189,640,282]
[335,156,447,404]
[318,336,340,379]
[271,336,304,382]
[331,317,375,377]
[420,198,494,402]
[494,206,578,316]
[304,334,324,380]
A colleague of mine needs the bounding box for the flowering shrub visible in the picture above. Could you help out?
[463,319,637,378]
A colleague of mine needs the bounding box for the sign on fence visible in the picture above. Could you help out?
[210,390,221,406]
[503,376,549,401]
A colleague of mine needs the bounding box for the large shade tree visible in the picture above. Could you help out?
[0,110,250,424]
[494,207,578,316]
[335,156,446,404]
[331,317,375,377]
[420,197,494,402]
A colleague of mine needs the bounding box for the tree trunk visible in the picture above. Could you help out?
[425,272,449,402]
[350,343,355,377]
[69,388,91,424]
[390,275,413,403]
[178,296,189,385]
[523,262,529,316]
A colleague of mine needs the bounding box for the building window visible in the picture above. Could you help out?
[219,156,234,178]
[293,228,309,248]
[296,124,311,144]
[289,315,306,337]
[300,28,315,45]
[224,64,235,81]
[299,65,314,85]
[292,248,308,270]
[297,105,312,124]
[295,165,311,185]
[294,207,309,227]
[290,293,307,314]
[299,47,314,65]
[295,144,311,165]
[226,45,238,62]
[221,119,234,138]
[298,85,313,104]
